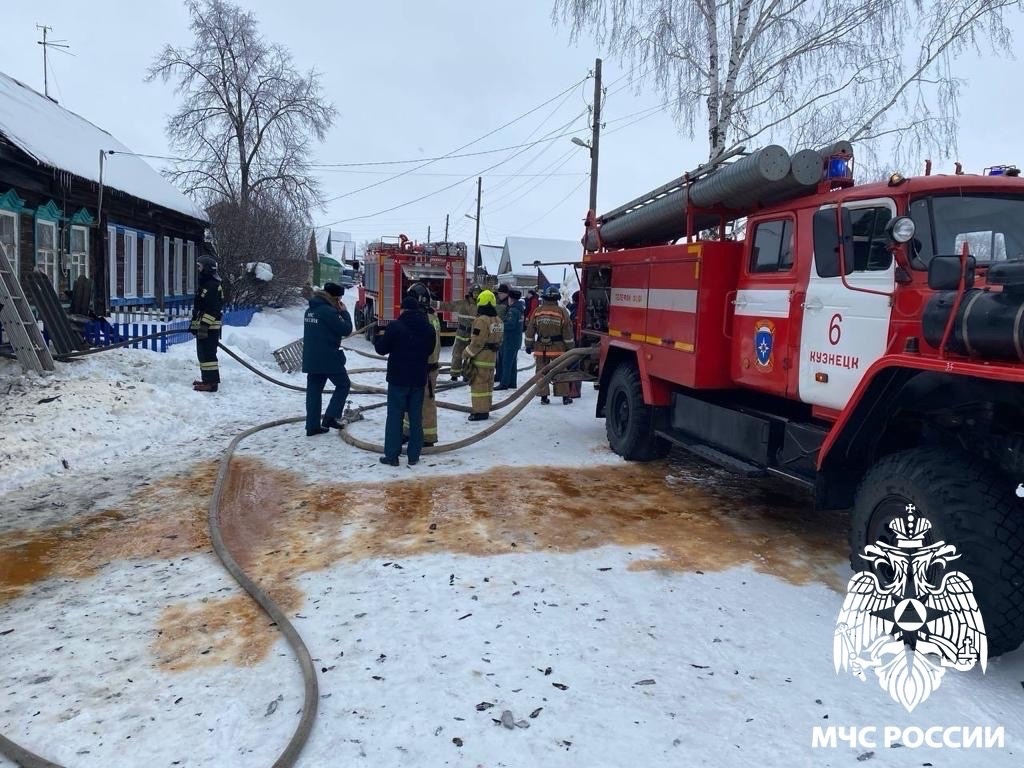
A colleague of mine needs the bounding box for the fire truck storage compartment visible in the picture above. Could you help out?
[668,391,776,466]
[604,240,742,390]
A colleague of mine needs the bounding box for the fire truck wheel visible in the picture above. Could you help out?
[850,446,1024,658]
[604,362,670,461]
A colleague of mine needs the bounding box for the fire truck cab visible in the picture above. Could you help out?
[356,234,468,343]
[580,147,1024,657]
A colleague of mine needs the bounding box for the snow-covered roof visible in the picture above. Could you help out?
[477,244,503,276]
[0,71,206,222]
[311,227,354,258]
[500,236,582,274]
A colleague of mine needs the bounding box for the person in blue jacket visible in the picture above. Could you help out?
[302,282,353,436]
[495,287,525,391]
[373,294,437,466]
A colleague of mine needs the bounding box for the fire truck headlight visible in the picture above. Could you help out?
[886,216,916,244]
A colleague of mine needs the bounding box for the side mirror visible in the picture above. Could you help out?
[927,255,976,291]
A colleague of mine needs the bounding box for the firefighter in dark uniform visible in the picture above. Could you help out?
[190,255,224,392]
[462,289,503,420]
[437,284,481,380]
[302,282,353,436]
[525,285,575,404]
[403,283,441,446]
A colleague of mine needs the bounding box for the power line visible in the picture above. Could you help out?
[515,177,589,233]
[318,111,590,227]
[320,74,590,204]
[484,148,580,214]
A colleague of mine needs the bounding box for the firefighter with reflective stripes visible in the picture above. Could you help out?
[437,284,481,380]
[462,289,503,420]
[403,283,441,446]
[525,285,574,404]
[190,254,224,392]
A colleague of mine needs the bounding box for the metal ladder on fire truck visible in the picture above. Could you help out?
[0,240,55,374]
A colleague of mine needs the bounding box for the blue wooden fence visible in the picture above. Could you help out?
[79,303,261,353]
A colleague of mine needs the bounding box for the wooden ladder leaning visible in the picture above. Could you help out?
[0,241,55,374]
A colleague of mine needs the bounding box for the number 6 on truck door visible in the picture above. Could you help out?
[798,199,896,410]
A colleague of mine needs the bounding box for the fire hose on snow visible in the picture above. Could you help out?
[0,332,595,768]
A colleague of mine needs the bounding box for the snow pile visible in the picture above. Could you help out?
[0,71,205,221]
[246,262,274,282]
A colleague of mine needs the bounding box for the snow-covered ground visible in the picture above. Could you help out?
[1,304,1022,767]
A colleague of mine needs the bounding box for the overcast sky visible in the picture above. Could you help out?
[4,1,1024,249]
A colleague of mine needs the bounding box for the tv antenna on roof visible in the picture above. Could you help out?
[36,24,73,100]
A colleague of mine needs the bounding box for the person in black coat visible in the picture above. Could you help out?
[373,295,437,466]
[190,255,224,392]
[302,282,353,436]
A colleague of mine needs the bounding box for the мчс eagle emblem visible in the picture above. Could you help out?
[834,504,987,712]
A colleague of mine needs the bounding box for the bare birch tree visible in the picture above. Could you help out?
[147,0,336,216]
[553,0,1020,171]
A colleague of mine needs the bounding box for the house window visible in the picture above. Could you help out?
[143,235,156,297]
[163,236,171,296]
[0,211,17,274]
[123,230,138,298]
[174,238,184,295]
[108,225,117,297]
[69,226,90,284]
[186,241,196,294]
[35,220,59,290]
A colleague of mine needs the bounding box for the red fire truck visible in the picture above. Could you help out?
[578,144,1024,656]
[355,234,468,343]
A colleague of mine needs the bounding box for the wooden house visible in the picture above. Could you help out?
[0,70,208,317]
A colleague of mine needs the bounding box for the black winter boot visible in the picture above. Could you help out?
[307,426,330,436]
[540,396,550,404]
[562,396,573,405]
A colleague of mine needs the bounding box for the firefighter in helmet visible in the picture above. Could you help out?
[190,253,224,392]
[462,288,503,420]
[525,285,575,404]
[437,283,481,380]
[403,282,441,446]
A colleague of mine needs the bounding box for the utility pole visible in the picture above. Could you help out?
[444,214,449,241]
[473,176,482,280]
[589,57,602,214]
[427,226,431,244]
[36,24,70,100]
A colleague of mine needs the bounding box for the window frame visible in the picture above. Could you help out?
[0,210,18,275]
[163,236,172,297]
[108,225,118,298]
[142,235,156,298]
[186,240,196,294]
[123,230,138,299]
[35,219,59,290]
[814,197,897,278]
[747,217,795,274]
[68,225,90,284]
[174,238,184,295]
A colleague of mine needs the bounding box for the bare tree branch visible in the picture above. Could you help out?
[553,0,1021,167]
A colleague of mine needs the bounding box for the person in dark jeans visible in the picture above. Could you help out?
[373,294,437,466]
[302,282,353,436]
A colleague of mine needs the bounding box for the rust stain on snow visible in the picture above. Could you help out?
[0,455,847,671]
[0,466,215,602]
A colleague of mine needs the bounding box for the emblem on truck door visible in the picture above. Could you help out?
[754,319,775,371]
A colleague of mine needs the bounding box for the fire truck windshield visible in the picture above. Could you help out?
[909,194,1024,267]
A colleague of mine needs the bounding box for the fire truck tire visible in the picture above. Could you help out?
[605,362,670,461]
[850,446,1024,658]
